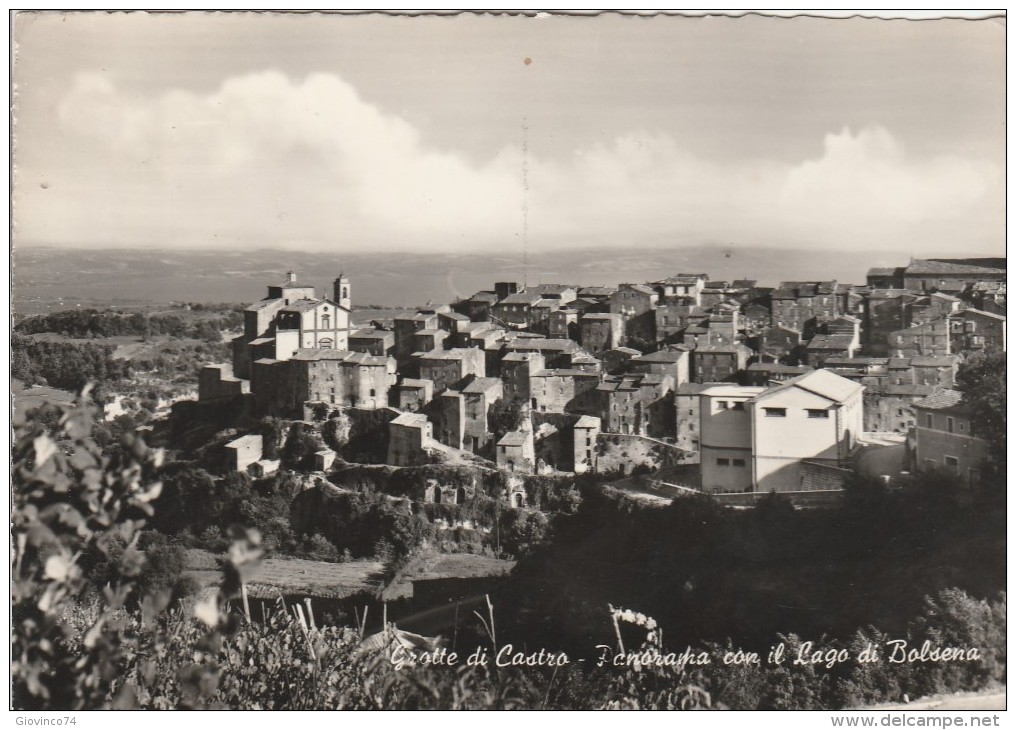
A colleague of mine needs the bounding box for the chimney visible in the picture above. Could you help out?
[287,271,296,284]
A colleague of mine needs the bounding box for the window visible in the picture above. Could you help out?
[321,314,331,329]
[716,458,730,466]
[944,456,959,473]
[732,458,746,467]
[370,389,376,397]
[925,414,933,429]
[731,402,745,411]
[717,400,728,410]
[946,417,954,433]
[764,408,786,417]
[806,409,829,419]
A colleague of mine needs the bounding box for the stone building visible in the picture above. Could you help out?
[199,363,249,401]
[579,313,624,354]
[608,284,658,345]
[691,344,751,383]
[863,289,919,356]
[889,318,951,356]
[529,368,600,414]
[628,347,691,387]
[496,430,536,474]
[349,328,395,357]
[417,348,486,392]
[756,325,804,363]
[912,389,990,483]
[949,309,1006,353]
[804,334,858,368]
[395,378,433,412]
[393,311,441,360]
[387,412,433,467]
[232,272,353,378]
[902,259,1006,294]
[863,383,935,433]
[452,291,499,322]
[655,302,704,345]
[593,373,674,437]
[500,351,546,404]
[252,349,396,417]
[224,434,264,473]
[675,382,710,462]
[492,292,543,328]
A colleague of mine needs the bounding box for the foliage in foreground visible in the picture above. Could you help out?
[11,394,1006,710]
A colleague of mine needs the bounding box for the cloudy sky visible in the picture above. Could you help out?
[12,12,1005,257]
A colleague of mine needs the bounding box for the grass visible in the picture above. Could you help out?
[184,548,385,599]
[383,548,516,601]
[12,379,76,418]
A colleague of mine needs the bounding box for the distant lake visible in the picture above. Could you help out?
[12,245,981,313]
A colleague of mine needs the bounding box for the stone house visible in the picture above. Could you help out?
[863,383,935,433]
[757,325,803,364]
[889,318,951,356]
[500,351,546,404]
[395,378,434,412]
[608,284,658,345]
[393,311,440,360]
[529,368,600,414]
[496,430,536,474]
[417,348,486,393]
[492,292,543,329]
[912,389,990,483]
[579,313,624,354]
[691,343,752,383]
[349,328,395,357]
[628,347,691,387]
[452,291,499,322]
[902,259,1006,294]
[224,434,263,473]
[949,309,1006,353]
[387,412,433,467]
[804,334,858,368]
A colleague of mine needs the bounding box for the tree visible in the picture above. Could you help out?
[488,397,527,440]
[954,349,1005,479]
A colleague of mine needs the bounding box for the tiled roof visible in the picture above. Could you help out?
[280,298,327,313]
[913,388,966,411]
[910,355,958,367]
[226,434,262,449]
[753,368,862,404]
[497,431,530,447]
[499,292,542,305]
[529,284,576,295]
[906,259,1005,276]
[619,284,657,295]
[806,335,855,350]
[461,377,503,394]
[391,412,430,427]
[399,378,432,389]
[246,298,283,311]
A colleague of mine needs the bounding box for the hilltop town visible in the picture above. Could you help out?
[192,257,1005,507]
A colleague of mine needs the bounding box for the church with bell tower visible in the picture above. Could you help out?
[230,269,355,378]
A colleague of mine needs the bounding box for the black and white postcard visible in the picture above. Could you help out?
[10,10,1006,715]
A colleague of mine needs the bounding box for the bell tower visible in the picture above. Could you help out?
[334,273,351,310]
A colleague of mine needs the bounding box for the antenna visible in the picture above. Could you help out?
[522,116,529,288]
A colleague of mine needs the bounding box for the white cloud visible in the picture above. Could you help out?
[15,71,1004,255]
